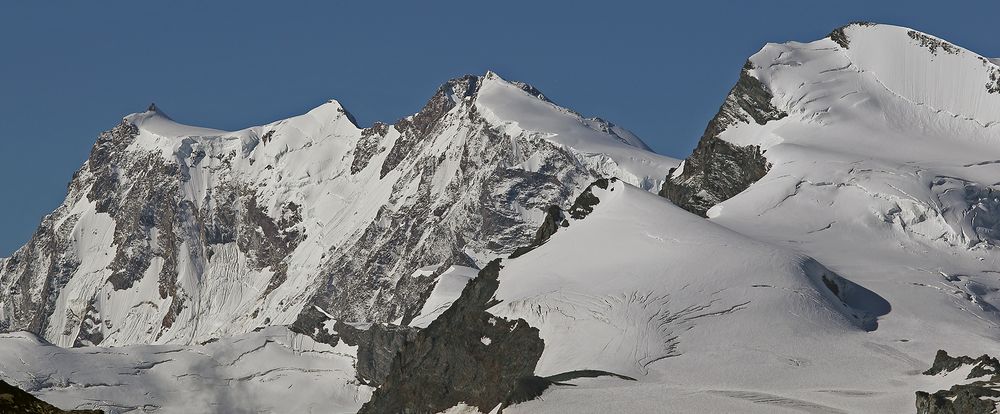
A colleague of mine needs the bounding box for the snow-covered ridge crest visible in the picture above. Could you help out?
[125,71,676,191]
[475,71,676,191]
[740,22,1000,153]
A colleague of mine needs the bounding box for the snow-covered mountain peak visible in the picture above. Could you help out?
[744,22,1000,149]
[125,105,232,138]
[123,97,360,139]
[666,22,1000,241]
[474,71,676,188]
[659,28,1000,410]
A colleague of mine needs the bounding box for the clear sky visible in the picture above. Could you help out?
[1,1,998,256]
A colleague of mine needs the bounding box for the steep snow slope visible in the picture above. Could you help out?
[0,72,676,347]
[0,327,371,414]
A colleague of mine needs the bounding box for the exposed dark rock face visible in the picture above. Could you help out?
[288,311,419,387]
[0,213,80,337]
[238,196,304,297]
[829,27,851,49]
[909,30,961,55]
[508,178,615,259]
[568,178,612,219]
[659,62,781,216]
[509,205,566,259]
[828,21,876,49]
[359,259,545,414]
[0,380,103,414]
[352,122,388,174]
[916,350,1000,414]
[987,67,1000,95]
[72,298,104,347]
[380,76,480,179]
[334,321,419,386]
[0,116,311,345]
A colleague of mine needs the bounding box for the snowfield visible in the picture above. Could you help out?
[0,327,371,413]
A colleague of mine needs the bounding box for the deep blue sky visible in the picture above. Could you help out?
[1,1,998,256]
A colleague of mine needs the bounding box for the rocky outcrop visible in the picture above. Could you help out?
[360,178,635,412]
[0,380,102,414]
[508,204,566,259]
[908,30,961,55]
[568,177,613,219]
[508,177,615,259]
[828,21,876,49]
[359,259,545,413]
[334,321,420,386]
[659,62,781,216]
[288,311,418,387]
[916,350,1000,414]
[352,122,388,174]
[987,67,1000,95]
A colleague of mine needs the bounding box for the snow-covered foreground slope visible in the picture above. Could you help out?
[489,180,992,413]
[0,71,676,347]
[0,327,371,413]
[492,180,882,379]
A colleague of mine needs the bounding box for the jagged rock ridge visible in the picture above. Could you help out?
[916,350,1000,414]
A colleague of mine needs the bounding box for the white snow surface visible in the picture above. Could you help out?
[0,327,371,413]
